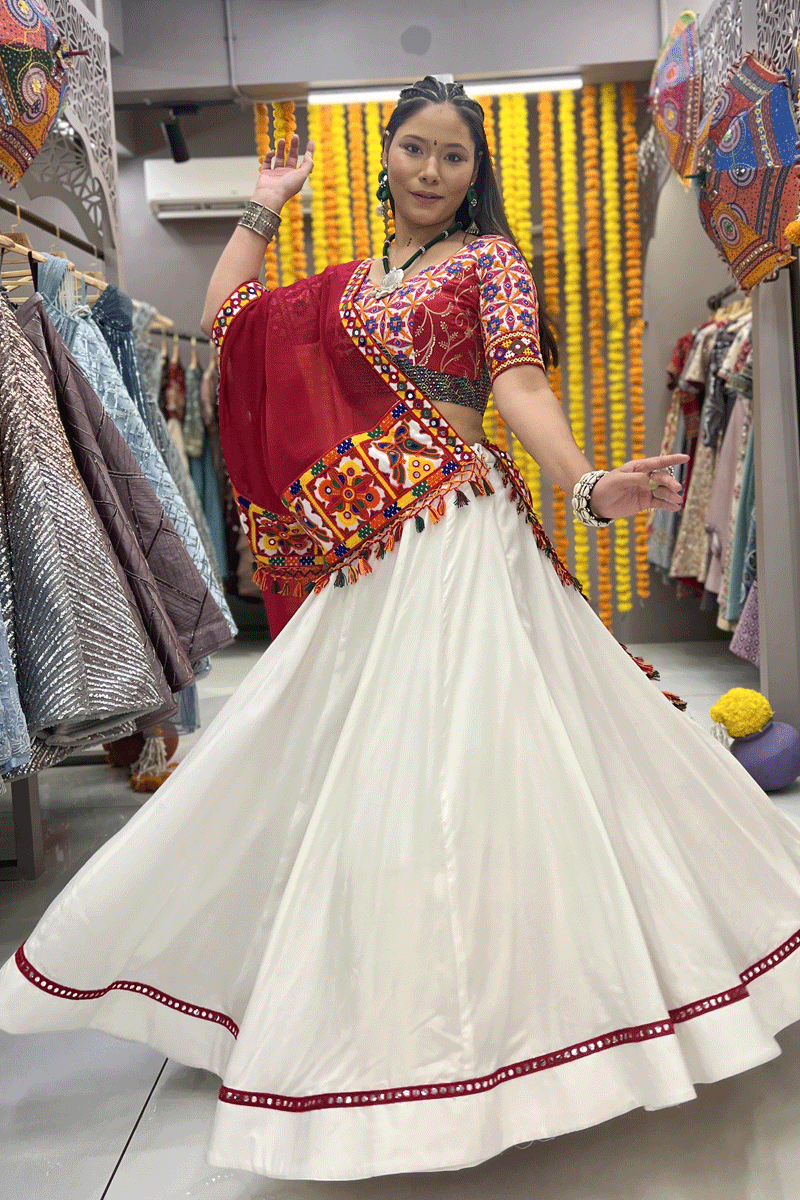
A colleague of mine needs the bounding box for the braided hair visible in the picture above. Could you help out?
[384,76,558,370]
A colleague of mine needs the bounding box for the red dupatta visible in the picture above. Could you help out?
[216,262,496,634]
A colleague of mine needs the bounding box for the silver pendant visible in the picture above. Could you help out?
[377,267,404,294]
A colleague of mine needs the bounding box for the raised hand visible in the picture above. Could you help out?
[251,133,314,214]
[589,454,689,521]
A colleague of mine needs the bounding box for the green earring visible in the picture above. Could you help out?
[376,167,391,204]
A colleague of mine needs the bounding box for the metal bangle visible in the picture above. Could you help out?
[238,200,282,241]
[572,470,613,528]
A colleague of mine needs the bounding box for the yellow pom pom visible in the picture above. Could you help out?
[785,219,800,246]
[709,688,774,739]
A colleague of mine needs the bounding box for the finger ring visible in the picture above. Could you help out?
[648,478,659,490]
[648,465,675,478]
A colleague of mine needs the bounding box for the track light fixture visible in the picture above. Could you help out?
[160,104,198,163]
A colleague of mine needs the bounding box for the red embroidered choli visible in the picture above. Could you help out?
[212,236,570,636]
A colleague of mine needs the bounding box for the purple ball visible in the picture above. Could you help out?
[730,720,800,792]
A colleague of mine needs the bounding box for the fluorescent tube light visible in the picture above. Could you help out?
[307,76,582,106]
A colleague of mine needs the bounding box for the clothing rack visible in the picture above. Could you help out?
[707,282,740,311]
[0,195,104,261]
[0,229,210,880]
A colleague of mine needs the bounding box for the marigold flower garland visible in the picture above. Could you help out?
[498,94,541,512]
[254,103,279,290]
[319,105,340,266]
[621,82,649,601]
[364,100,385,255]
[558,88,589,592]
[381,100,395,241]
[581,85,613,628]
[272,101,298,286]
[476,94,510,453]
[600,83,632,612]
[330,103,355,262]
[537,91,568,564]
[347,103,371,260]
[306,102,328,273]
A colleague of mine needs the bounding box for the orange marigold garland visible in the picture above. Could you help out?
[559,88,589,591]
[347,103,371,260]
[307,102,327,273]
[621,82,649,601]
[331,102,355,262]
[254,103,279,290]
[600,83,632,613]
[272,101,299,286]
[582,85,613,628]
[364,100,384,255]
[381,100,395,241]
[538,91,568,563]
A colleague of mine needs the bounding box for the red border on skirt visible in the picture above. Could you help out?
[15,926,800,1112]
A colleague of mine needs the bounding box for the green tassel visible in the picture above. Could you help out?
[271,580,281,595]
[334,569,346,588]
[454,490,469,507]
[305,581,316,594]
[469,480,483,497]
[415,514,425,533]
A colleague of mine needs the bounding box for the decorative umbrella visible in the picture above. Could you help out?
[695,53,800,292]
[648,9,704,179]
[0,0,69,188]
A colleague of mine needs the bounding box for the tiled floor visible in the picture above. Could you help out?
[1,638,799,1199]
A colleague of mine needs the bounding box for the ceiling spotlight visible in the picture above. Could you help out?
[160,104,197,163]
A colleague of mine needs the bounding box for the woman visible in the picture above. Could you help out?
[3,78,800,1185]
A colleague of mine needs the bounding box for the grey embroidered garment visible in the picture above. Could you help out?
[16,294,224,686]
[38,257,237,656]
[0,302,170,754]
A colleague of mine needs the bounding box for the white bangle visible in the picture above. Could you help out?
[572,470,612,528]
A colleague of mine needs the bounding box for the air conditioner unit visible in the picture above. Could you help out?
[144,156,312,220]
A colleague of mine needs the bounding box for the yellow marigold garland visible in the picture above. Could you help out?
[600,83,632,612]
[381,100,395,241]
[319,105,339,266]
[347,103,371,260]
[330,103,355,262]
[621,83,649,601]
[498,94,541,512]
[559,89,589,591]
[581,85,613,628]
[273,101,298,286]
[538,92,568,563]
[306,102,327,273]
[364,100,384,255]
[254,103,279,290]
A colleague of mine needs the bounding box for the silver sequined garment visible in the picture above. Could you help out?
[38,258,237,654]
[0,302,169,752]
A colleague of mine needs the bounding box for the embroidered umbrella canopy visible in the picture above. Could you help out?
[0,0,69,187]
[695,54,800,292]
[648,9,704,179]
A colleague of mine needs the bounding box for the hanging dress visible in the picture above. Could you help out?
[3,239,800,1183]
[0,301,170,764]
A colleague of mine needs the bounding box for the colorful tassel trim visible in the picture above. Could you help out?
[483,441,580,592]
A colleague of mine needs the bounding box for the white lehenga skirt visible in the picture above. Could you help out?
[2,443,800,1184]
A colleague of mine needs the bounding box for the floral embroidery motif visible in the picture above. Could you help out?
[211,280,265,349]
[351,237,545,406]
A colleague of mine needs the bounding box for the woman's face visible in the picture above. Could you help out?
[384,102,480,233]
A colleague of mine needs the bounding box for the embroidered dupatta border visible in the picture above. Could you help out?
[239,262,493,597]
